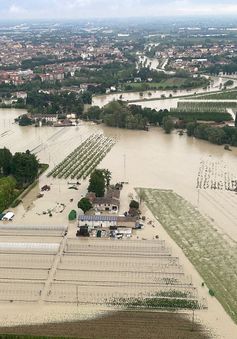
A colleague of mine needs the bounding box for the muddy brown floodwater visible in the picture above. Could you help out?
[1,108,237,239]
[0,108,237,338]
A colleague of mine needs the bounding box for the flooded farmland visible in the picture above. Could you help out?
[1,108,237,240]
[0,107,237,338]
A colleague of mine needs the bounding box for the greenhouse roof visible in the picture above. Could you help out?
[0,225,67,230]
[0,242,60,252]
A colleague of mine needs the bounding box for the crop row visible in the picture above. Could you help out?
[107,296,201,310]
[192,90,237,100]
[56,136,107,179]
[139,188,237,323]
[177,101,237,111]
[47,134,115,180]
[169,109,232,122]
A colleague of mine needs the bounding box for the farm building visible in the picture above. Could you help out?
[78,215,117,229]
[86,189,120,213]
[78,215,138,229]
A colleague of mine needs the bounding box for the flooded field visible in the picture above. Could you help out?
[139,188,237,323]
[0,108,237,338]
[0,108,237,239]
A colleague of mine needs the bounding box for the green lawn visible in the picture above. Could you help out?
[177,101,237,111]
[158,78,187,88]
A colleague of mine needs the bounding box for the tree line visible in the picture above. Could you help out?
[84,101,151,130]
[0,148,39,212]
[84,101,233,131]
[186,123,237,146]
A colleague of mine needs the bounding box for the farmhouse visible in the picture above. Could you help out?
[87,188,120,213]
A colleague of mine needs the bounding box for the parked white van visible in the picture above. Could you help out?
[2,212,14,221]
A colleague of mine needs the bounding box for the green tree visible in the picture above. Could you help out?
[0,148,12,177]
[18,114,32,126]
[78,198,92,213]
[81,91,92,104]
[88,169,106,197]
[102,169,112,187]
[162,116,174,134]
[224,80,234,87]
[207,127,226,145]
[85,106,102,120]
[103,101,128,128]
[0,176,16,212]
[186,122,197,136]
[12,151,39,187]
[193,124,209,140]
[129,200,139,209]
[68,210,77,221]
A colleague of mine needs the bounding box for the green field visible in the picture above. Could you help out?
[177,101,237,111]
[127,82,163,89]
[123,77,207,92]
[192,90,237,100]
[137,188,237,324]
[169,109,232,122]
[156,78,188,88]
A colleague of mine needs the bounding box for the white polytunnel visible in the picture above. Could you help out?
[0,225,67,231]
[0,242,60,252]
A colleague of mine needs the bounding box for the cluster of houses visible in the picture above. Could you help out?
[22,113,78,127]
[0,69,34,86]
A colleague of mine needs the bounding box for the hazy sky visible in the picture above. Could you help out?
[1,1,236,19]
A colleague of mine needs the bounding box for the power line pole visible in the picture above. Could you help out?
[123,154,126,182]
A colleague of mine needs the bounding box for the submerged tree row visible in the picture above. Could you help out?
[47,134,115,180]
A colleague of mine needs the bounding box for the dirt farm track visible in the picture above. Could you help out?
[0,311,211,339]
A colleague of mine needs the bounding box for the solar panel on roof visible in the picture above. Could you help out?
[78,215,118,222]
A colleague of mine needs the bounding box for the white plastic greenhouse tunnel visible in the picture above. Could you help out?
[0,242,60,252]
